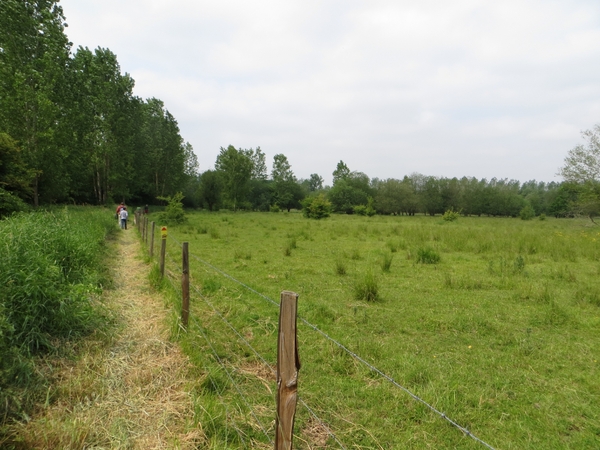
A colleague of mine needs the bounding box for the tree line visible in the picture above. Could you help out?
[187,146,577,218]
[0,0,197,216]
[2,2,597,220]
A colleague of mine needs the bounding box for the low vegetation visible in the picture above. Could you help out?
[153,211,600,448]
[0,208,115,426]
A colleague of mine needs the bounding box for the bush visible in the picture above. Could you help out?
[442,209,460,222]
[520,204,535,220]
[270,204,281,213]
[156,192,187,225]
[353,204,367,216]
[302,194,331,219]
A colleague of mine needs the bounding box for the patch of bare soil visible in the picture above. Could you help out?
[13,227,202,449]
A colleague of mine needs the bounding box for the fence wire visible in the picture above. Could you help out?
[164,234,496,450]
[161,258,269,447]
[188,279,348,450]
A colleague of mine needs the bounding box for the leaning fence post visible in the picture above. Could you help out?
[181,242,190,328]
[159,226,167,278]
[150,221,156,257]
[275,291,301,450]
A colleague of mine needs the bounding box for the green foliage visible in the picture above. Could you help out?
[270,204,281,213]
[335,259,347,275]
[0,208,113,420]
[416,247,441,264]
[520,204,536,220]
[442,209,460,222]
[302,193,331,219]
[156,192,187,225]
[0,187,29,218]
[353,204,367,216]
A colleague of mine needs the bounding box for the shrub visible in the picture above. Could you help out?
[270,204,281,213]
[442,209,460,222]
[302,194,331,219]
[353,271,379,301]
[156,192,187,225]
[353,205,367,216]
[520,204,535,220]
[416,247,440,264]
[539,213,547,221]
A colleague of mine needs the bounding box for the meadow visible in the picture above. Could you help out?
[156,211,600,449]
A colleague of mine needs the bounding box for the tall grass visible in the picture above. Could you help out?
[0,207,115,421]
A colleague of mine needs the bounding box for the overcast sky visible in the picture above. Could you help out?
[59,0,600,185]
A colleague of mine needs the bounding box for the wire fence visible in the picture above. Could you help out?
[148,222,497,449]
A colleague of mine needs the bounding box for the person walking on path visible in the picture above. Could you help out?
[116,202,125,222]
[119,206,129,230]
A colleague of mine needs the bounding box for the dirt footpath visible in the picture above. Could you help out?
[14,226,202,449]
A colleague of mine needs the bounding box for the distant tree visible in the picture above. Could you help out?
[198,170,222,211]
[215,145,253,211]
[302,193,331,219]
[249,147,268,180]
[558,124,600,221]
[559,124,600,184]
[332,160,350,184]
[308,173,324,191]
[271,154,303,211]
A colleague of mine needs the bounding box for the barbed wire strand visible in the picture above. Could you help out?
[188,279,348,450]
[170,243,497,450]
[159,267,249,446]
[189,314,274,447]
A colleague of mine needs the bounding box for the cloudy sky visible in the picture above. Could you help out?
[60,0,600,185]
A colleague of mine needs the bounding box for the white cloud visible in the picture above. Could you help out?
[60,0,600,183]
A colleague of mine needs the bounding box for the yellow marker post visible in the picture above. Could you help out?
[161,226,168,239]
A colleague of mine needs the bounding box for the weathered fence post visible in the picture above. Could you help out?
[275,291,301,450]
[159,226,167,278]
[181,242,190,328]
[144,216,149,244]
[150,221,156,257]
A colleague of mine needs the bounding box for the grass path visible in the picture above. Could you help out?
[13,226,202,449]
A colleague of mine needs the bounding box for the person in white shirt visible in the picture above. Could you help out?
[119,207,129,229]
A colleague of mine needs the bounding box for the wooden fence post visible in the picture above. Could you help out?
[275,291,301,450]
[144,216,149,244]
[159,226,167,278]
[181,242,189,328]
[150,221,156,257]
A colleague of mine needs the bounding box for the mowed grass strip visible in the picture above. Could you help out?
[159,211,600,449]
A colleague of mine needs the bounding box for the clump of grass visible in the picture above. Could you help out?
[209,228,220,239]
[197,226,208,234]
[350,249,361,260]
[386,241,398,253]
[335,259,347,275]
[353,271,379,302]
[416,247,440,264]
[202,278,221,295]
[284,245,292,256]
[380,252,393,272]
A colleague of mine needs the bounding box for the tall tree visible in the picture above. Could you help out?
[214,145,253,211]
[0,0,71,205]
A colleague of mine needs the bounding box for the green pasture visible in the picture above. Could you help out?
[155,211,600,449]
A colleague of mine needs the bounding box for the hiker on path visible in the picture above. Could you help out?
[116,202,125,222]
[144,204,149,215]
[120,207,129,230]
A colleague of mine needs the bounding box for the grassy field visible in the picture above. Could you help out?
[153,211,600,449]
